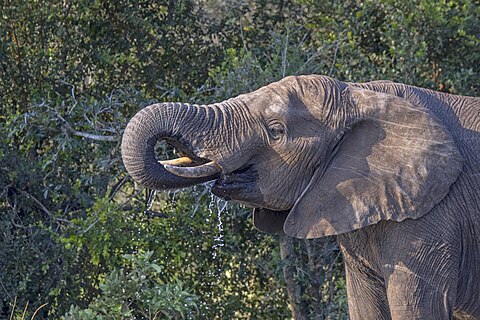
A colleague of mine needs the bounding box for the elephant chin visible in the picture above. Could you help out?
[211,184,264,207]
[210,164,271,208]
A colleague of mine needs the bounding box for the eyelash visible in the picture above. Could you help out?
[267,121,286,139]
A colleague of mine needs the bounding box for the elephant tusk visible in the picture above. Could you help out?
[159,157,194,166]
[163,161,222,178]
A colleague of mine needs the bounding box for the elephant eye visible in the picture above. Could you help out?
[268,122,286,140]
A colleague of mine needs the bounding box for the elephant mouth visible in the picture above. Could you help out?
[163,144,262,205]
[160,140,222,180]
[211,164,260,202]
[161,140,259,201]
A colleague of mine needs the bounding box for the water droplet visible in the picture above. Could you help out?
[146,190,157,212]
[207,193,226,260]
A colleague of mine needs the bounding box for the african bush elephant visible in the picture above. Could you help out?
[122,75,480,319]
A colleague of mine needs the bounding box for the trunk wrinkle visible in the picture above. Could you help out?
[122,103,219,190]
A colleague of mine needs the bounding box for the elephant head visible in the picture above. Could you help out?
[122,75,463,239]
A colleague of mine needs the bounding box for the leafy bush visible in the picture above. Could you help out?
[64,251,198,320]
[1,0,478,319]
[0,89,293,319]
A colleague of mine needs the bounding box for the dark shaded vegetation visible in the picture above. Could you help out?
[1,0,478,318]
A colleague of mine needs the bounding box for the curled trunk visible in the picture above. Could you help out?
[121,102,220,190]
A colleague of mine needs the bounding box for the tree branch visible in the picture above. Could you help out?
[71,130,117,141]
[21,191,51,216]
[54,109,117,141]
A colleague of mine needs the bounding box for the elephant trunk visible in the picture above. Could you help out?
[121,102,221,190]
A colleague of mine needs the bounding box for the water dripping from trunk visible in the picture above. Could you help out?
[196,191,228,318]
[145,188,157,214]
[208,192,227,259]
[168,189,180,207]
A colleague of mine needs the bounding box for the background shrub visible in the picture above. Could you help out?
[1,0,478,318]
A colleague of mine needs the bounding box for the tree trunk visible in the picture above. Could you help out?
[305,239,324,318]
[279,234,307,320]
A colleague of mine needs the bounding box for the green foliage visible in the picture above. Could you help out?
[0,86,293,318]
[302,0,480,95]
[0,0,230,111]
[1,0,478,319]
[63,251,198,319]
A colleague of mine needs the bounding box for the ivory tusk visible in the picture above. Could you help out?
[159,157,194,166]
[163,161,222,178]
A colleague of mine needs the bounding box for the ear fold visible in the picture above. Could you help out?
[284,87,463,239]
[253,208,288,234]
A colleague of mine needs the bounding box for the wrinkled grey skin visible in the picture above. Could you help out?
[122,75,480,319]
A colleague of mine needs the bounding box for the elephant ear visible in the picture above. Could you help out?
[253,208,288,234]
[284,87,463,239]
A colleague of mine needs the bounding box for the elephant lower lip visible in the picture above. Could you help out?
[211,164,257,199]
[211,179,266,208]
[211,184,232,200]
[211,181,252,201]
